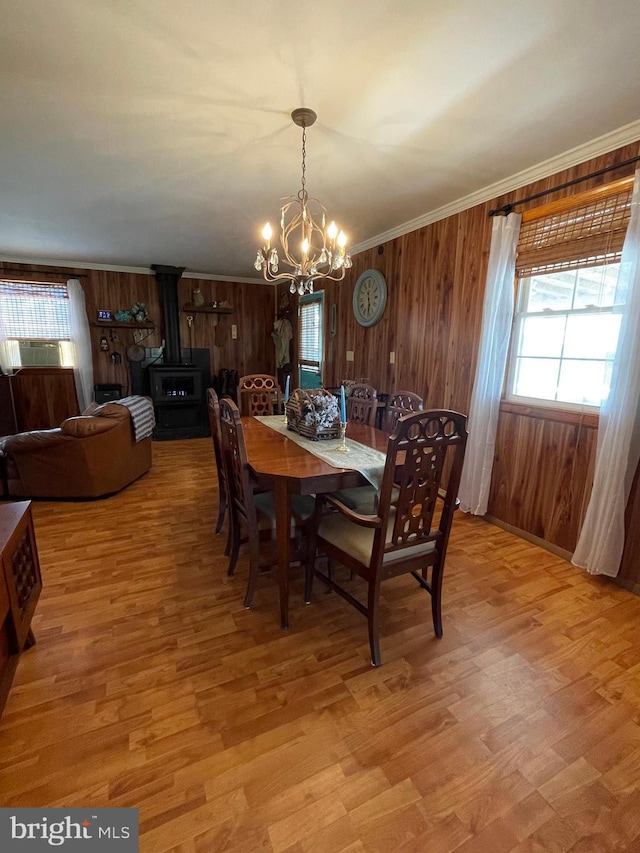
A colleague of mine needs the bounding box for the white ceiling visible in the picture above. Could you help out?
[1,0,640,280]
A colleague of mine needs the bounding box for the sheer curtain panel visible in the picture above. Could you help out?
[0,303,13,375]
[67,278,94,412]
[459,212,521,515]
[573,169,640,577]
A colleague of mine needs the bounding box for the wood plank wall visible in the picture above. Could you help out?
[10,368,80,431]
[0,261,276,420]
[177,278,276,381]
[280,140,640,586]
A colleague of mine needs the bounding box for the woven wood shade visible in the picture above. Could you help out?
[516,177,633,277]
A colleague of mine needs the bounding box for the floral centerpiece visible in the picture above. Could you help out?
[286,388,340,440]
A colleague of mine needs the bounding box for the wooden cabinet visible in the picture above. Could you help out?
[0,501,42,718]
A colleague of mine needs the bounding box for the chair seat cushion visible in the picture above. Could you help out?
[329,486,379,515]
[318,507,436,567]
[254,492,315,532]
[327,485,400,516]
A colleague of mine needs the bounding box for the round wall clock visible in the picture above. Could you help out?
[353,269,387,327]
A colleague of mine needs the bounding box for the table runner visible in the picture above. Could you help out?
[254,416,387,490]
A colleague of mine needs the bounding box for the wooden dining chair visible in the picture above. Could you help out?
[218,397,314,607]
[206,388,229,541]
[305,409,468,666]
[345,383,378,426]
[237,374,282,416]
[341,377,370,393]
[382,390,424,433]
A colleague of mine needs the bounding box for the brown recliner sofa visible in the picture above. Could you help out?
[0,401,152,499]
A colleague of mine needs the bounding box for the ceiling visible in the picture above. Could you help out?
[1,0,640,280]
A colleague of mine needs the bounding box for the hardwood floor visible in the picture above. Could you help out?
[1,438,640,852]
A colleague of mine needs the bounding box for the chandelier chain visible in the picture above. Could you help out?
[300,125,307,197]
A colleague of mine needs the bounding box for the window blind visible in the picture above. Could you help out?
[0,281,71,339]
[516,177,633,278]
[299,298,321,368]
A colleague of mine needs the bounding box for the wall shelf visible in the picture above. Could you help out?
[182,304,233,314]
[92,321,156,330]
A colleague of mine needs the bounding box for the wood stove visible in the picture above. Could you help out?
[149,365,206,439]
[149,265,209,440]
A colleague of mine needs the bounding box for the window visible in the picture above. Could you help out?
[298,292,324,389]
[507,177,633,410]
[0,281,74,367]
[509,264,622,407]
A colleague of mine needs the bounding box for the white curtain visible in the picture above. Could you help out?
[459,212,521,515]
[67,278,94,412]
[572,168,640,577]
[0,300,14,376]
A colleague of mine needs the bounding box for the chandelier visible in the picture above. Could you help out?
[254,107,352,295]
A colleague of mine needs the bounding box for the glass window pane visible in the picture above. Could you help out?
[557,360,611,406]
[563,313,621,359]
[574,263,620,309]
[513,357,560,401]
[526,271,575,312]
[513,260,625,409]
[520,315,565,357]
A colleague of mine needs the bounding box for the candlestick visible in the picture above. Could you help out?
[337,421,348,452]
[283,375,291,423]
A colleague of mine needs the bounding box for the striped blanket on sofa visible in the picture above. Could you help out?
[114,396,155,442]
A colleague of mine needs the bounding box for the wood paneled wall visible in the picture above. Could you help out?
[488,404,598,552]
[177,278,276,380]
[10,368,79,431]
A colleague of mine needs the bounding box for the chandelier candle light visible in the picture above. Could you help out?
[254,108,352,295]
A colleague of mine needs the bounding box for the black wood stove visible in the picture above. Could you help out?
[149,265,209,440]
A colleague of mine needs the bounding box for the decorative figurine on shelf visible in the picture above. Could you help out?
[115,309,132,323]
[131,302,149,322]
[192,287,205,307]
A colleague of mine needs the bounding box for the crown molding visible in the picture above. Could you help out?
[183,270,267,285]
[0,255,266,285]
[351,119,640,255]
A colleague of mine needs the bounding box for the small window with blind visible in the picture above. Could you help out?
[298,292,324,389]
[507,177,632,409]
[0,281,74,368]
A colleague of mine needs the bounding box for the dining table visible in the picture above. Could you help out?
[241,416,390,629]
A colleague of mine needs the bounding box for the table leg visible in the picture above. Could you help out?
[274,478,292,629]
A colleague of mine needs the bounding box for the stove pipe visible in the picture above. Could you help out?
[152,264,185,365]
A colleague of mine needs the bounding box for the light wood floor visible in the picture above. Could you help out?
[1,439,640,852]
